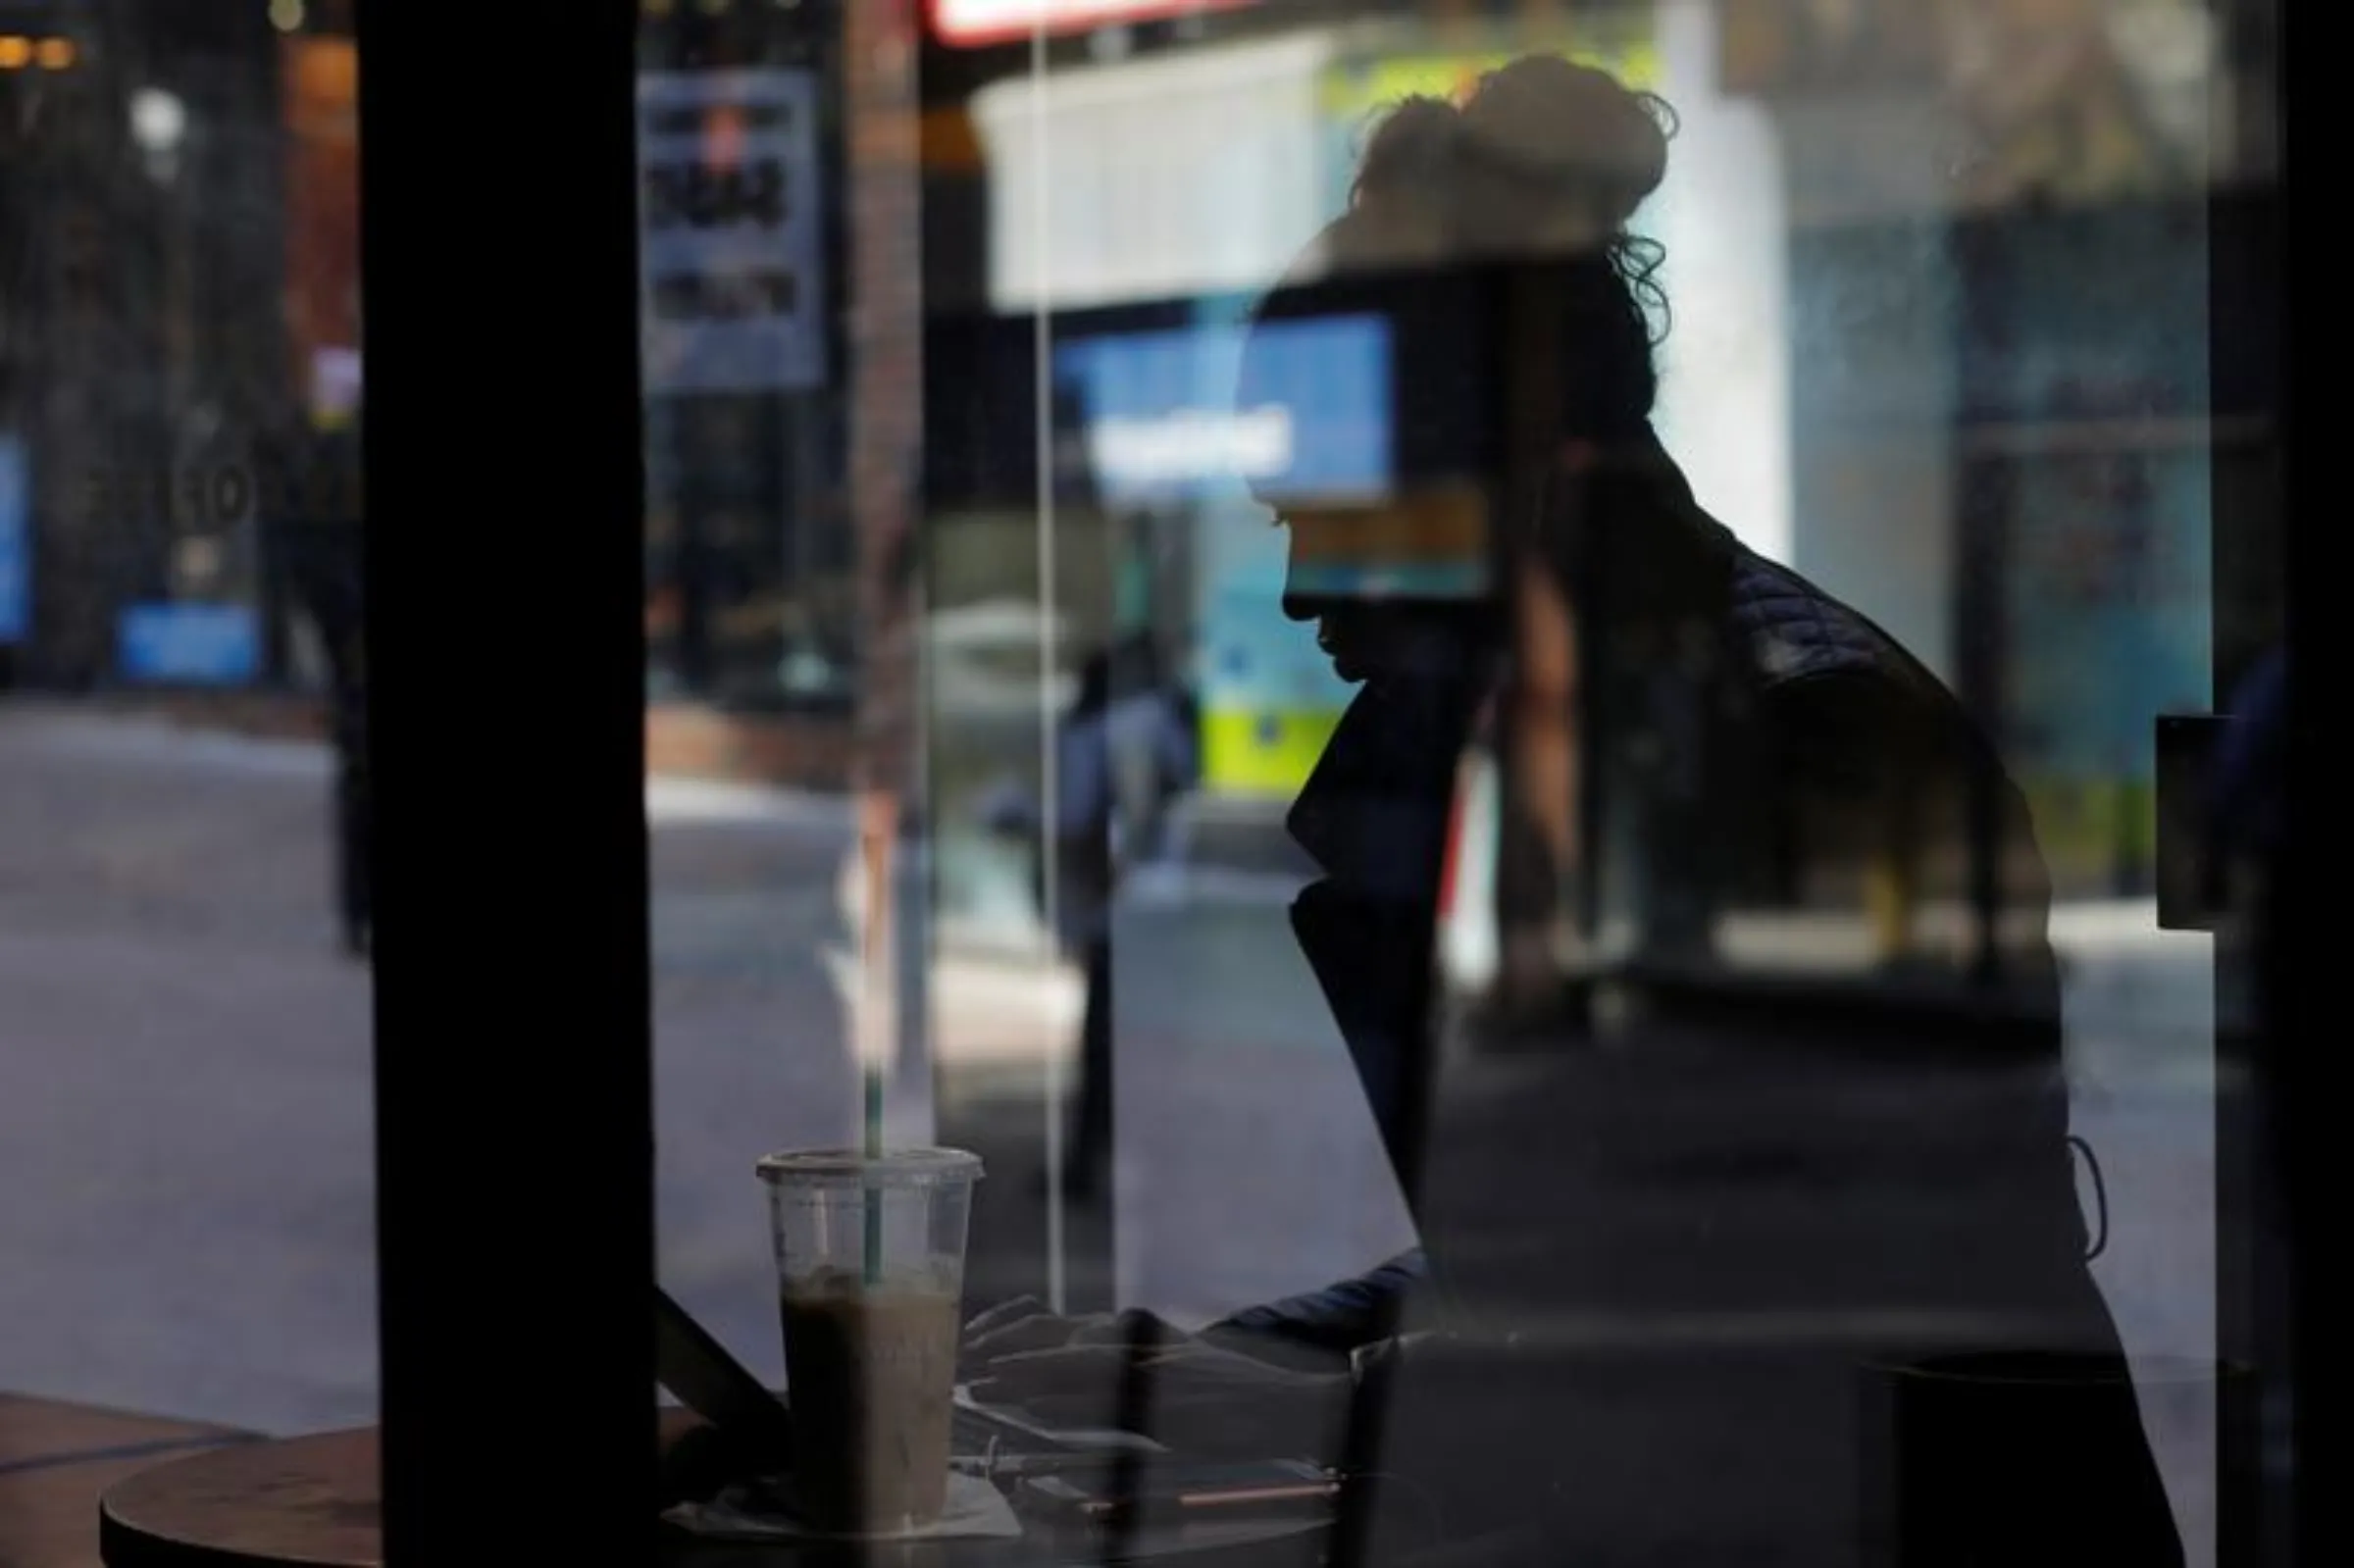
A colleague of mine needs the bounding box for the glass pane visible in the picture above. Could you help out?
[0,0,374,1546]
[651,2,2290,1564]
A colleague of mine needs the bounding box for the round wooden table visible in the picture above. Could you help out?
[98,1423,1330,1567]
[100,1428,380,1568]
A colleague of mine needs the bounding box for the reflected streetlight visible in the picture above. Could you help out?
[129,85,188,182]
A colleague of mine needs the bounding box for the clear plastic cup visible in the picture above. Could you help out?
[754,1148,983,1535]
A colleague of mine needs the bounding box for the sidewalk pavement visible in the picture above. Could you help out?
[83,688,856,792]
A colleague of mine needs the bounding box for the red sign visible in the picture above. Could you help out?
[932,0,1255,47]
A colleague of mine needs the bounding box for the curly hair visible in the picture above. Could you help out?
[1265,55,1679,442]
[1354,57,1675,328]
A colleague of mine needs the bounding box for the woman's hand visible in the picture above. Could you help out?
[962,1299,1191,1371]
[963,1298,1350,1458]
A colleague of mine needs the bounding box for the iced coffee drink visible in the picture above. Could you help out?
[780,1270,962,1531]
[756,1148,982,1536]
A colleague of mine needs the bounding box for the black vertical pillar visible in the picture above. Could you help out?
[359,1,655,1558]
[2207,1,2292,1562]
[2265,0,2328,1558]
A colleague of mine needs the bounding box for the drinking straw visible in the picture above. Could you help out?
[859,789,895,1289]
[863,1064,884,1287]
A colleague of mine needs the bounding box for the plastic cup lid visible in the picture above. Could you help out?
[754,1147,984,1188]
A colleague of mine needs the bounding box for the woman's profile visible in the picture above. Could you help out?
[973,55,2183,1567]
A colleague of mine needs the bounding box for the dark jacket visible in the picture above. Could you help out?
[1231,438,2175,1565]
[1239,436,2071,1338]
[1228,538,2077,1321]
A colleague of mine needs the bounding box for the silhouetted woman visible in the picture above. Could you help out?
[976,56,2181,1568]
[1247,58,2181,1567]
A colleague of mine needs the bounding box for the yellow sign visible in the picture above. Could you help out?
[1321,37,1663,123]
[1203,704,1345,799]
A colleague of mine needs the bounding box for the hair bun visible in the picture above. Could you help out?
[1458,56,1671,229]
[1337,56,1672,271]
[1351,95,1465,208]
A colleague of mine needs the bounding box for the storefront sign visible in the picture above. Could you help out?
[1055,314,1391,505]
[0,437,27,644]
[1051,314,1393,799]
[117,604,260,685]
[637,70,827,395]
[934,0,1256,47]
[1197,576,1349,798]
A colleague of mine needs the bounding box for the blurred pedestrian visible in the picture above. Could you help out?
[273,408,369,959]
[988,628,1197,1203]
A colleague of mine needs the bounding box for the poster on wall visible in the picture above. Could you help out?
[637,70,828,396]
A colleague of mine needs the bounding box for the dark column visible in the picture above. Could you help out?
[359,0,655,1555]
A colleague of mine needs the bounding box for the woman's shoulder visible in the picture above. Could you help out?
[1727,551,1898,686]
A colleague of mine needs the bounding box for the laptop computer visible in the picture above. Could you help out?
[654,1285,796,1471]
